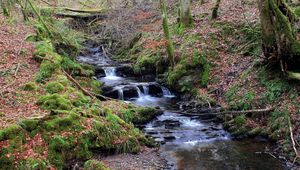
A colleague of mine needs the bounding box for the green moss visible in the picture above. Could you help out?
[91,80,103,95]
[133,55,159,74]
[46,81,65,94]
[43,113,81,131]
[234,115,246,127]
[35,54,62,83]
[69,91,90,107]
[0,125,23,141]
[18,119,39,132]
[22,82,38,91]
[18,158,48,170]
[37,94,73,110]
[84,160,109,170]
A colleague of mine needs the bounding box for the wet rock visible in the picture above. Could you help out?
[163,135,176,141]
[116,65,134,77]
[102,89,119,99]
[148,84,163,97]
[123,86,139,100]
[95,68,106,77]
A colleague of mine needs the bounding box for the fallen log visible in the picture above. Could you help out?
[170,107,274,116]
[54,13,107,20]
[62,8,105,14]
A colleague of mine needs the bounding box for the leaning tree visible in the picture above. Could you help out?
[258,0,300,72]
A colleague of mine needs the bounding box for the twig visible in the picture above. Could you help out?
[14,63,20,77]
[0,80,16,94]
[287,114,299,165]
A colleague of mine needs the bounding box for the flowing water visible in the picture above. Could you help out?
[78,47,286,170]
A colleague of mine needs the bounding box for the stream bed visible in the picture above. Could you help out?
[78,46,286,170]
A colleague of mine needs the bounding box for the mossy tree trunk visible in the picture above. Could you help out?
[259,0,300,71]
[178,0,193,27]
[212,0,221,19]
[160,0,175,68]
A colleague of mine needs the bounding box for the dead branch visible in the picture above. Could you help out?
[218,107,274,115]
[62,69,116,101]
[14,63,20,77]
[287,114,299,164]
[62,69,95,99]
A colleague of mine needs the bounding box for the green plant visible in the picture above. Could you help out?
[46,82,65,94]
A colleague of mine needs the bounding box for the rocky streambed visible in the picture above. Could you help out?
[77,45,286,170]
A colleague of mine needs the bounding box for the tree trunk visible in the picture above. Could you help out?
[259,0,300,70]
[178,0,193,27]
[212,0,221,19]
[160,0,175,68]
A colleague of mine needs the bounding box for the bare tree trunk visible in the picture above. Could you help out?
[259,0,300,71]
[178,0,193,27]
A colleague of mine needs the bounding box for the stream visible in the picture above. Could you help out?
[78,45,286,170]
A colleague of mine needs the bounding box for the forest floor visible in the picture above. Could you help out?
[0,16,48,129]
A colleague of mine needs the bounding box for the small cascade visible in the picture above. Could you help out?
[136,86,144,98]
[117,88,124,100]
[161,86,175,97]
[142,85,149,95]
[103,67,117,77]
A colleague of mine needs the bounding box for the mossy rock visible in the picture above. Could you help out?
[84,160,109,170]
[37,94,73,110]
[46,82,65,94]
[22,82,38,91]
[0,125,23,141]
[132,107,162,124]
[69,91,90,107]
[18,119,39,132]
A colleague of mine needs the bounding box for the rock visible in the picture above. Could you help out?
[123,86,139,100]
[148,84,163,97]
[116,65,134,77]
[102,89,119,99]
[95,67,105,77]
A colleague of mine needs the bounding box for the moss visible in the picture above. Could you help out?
[22,82,38,91]
[46,81,65,94]
[84,160,109,170]
[43,113,81,131]
[133,107,161,124]
[133,55,159,74]
[69,91,90,107]
[18,158,48,170]
[35,53,62,83]
[0,125,23,141]
[37,94,73,110]
[18,119,39,132]
[91,80,103,95]
[234,115,246,127]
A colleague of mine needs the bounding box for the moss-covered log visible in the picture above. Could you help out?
[259,0,300,70]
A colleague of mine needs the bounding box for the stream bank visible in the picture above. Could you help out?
[77,44,287,170]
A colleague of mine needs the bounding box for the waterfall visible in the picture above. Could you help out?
[161,86,174,97]
[142,85,149,95]
[136,86,144,98]
[117,89,124,100]
[103,67,117,77]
